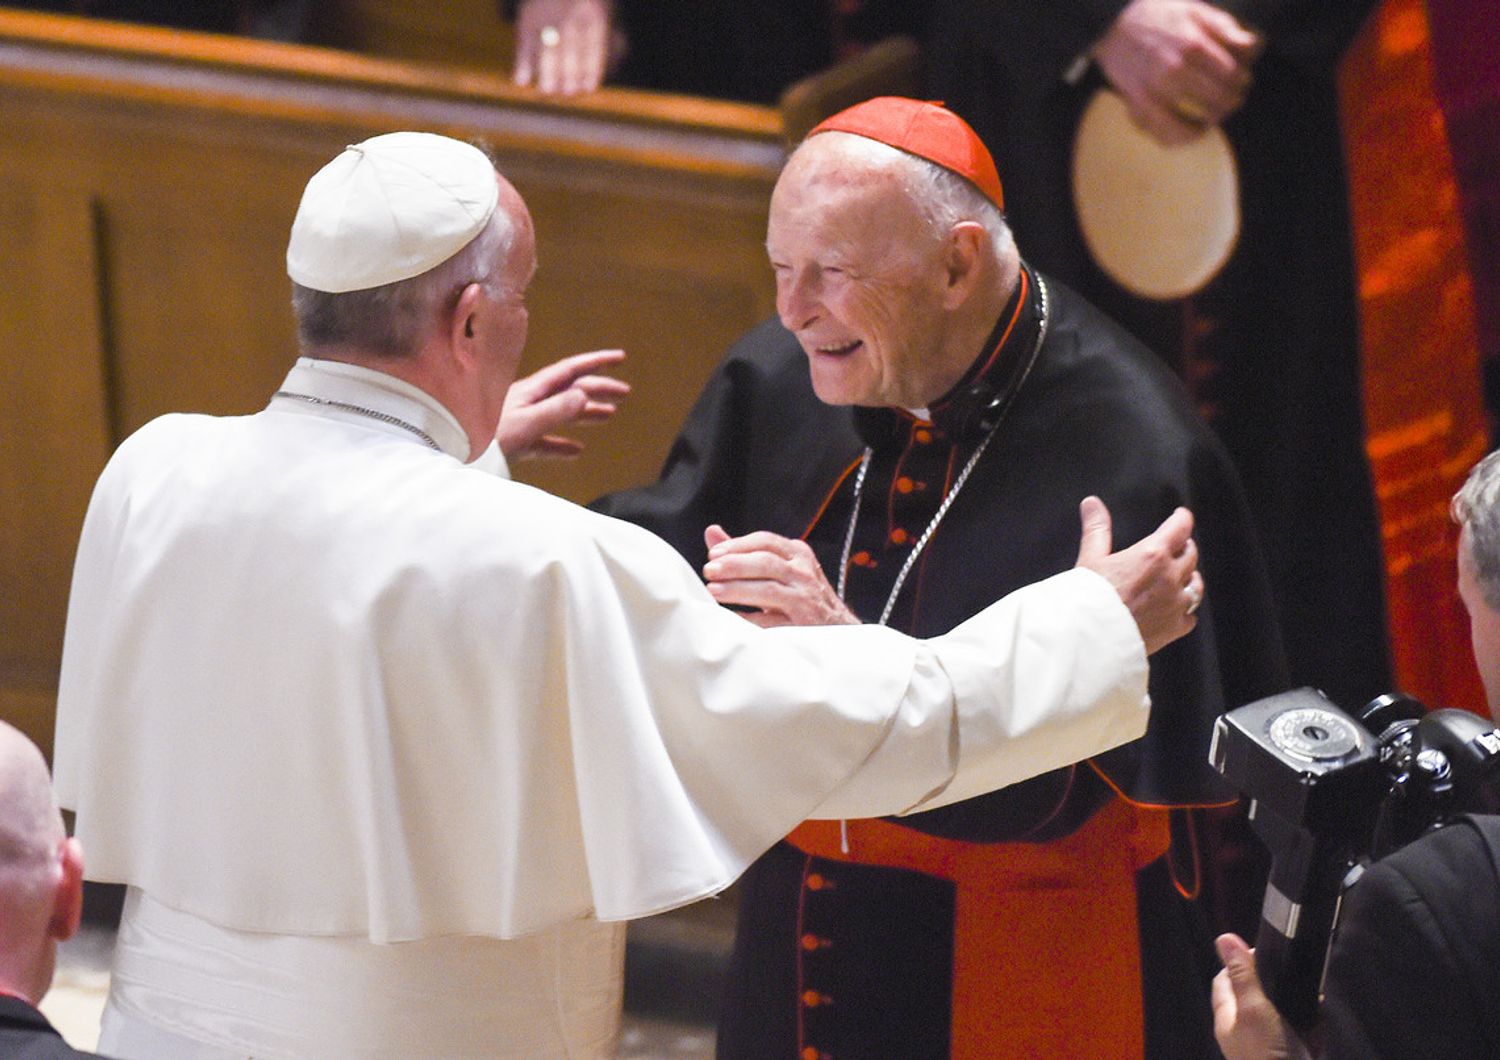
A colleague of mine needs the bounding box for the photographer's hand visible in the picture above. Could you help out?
[1212,934,1312,1060]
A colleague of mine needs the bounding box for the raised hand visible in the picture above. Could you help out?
[1074,495,1202,655]
[497,348,629,461]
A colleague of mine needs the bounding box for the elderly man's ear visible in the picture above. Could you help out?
[451,283,487,355]
[941,222,990,308]
[47,837,84,943]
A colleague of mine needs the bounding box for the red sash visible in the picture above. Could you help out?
[787,796,1170,1058]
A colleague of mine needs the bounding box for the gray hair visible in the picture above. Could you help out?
[291,207,516,358]
[1453,448,1500,609]
[898,152,1015,264]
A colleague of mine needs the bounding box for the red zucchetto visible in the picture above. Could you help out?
[808,97,1005,211]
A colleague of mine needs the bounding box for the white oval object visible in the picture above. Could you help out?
[1072,89,1240,301]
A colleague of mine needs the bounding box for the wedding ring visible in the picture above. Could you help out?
[539,25,561,48]
[1184,582,1202,616]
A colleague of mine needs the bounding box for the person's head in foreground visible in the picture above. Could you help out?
[0,721,84,1006]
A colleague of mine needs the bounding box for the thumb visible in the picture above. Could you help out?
[704,524,731,553]
[1075,496,1113,568]
[1215,934,1261,996]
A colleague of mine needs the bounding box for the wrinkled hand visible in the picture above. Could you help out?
[1211,934,1312,1060]
[702,525,861,628]
[497,348,628,461]
[1074,496,1202,655]
[513,0,616,95]
[1091,0,1260,145]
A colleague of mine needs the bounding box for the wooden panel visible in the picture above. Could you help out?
[1342,0,1488,712]
[0,174,113,757]
[0,9,783,748]
[307,0,516,70]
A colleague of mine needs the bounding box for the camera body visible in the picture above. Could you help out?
[1210,687,1500,1032]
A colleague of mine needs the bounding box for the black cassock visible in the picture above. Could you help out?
[596,269,1288,1058]
[925,0,1391,712]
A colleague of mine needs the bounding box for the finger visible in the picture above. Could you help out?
[579,3,609,90]
[560,23,585,95]
[538,30,563,94]
[513,34,537,86]
[703,524,732,552]
[1076,496,1113,568]
[707,578,806,615]
[525,350,627,395]
[524,388,591,434]
[1158,66,1248,124]
[1210,968,1237,1033]
[704,551,795,585]
[1126,95,1205,146]
[1196,6,1263,62]
[527,436,586,460]
[1153,507,1195,555]
[570,400,619,423]
[706,530,804,561]
[575,375,632,399]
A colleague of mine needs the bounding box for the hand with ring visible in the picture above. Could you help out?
[1091,0,1262,145]
[512,0,618,96]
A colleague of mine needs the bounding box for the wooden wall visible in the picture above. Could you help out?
[0,8,784,756]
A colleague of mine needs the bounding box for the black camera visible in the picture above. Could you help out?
[1210,687,1500,1032]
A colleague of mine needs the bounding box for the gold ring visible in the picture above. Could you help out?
[1172,97,1208,124]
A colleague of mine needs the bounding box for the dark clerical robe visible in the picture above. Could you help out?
[925,0,1390,712]
[596,269,1288,1057]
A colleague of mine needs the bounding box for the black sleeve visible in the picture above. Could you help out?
[592,348,750,572]
[929,0,1129,84]
[1320,820,1500,1058]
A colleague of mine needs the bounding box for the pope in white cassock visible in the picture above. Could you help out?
[53,131,1205,1058]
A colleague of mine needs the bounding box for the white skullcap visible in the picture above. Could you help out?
[286,131,500,293]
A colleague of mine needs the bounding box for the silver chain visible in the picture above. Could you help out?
[272,391,442,452]
[836,275,1050,626]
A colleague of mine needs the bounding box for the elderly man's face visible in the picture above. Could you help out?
[767,145,954,408]
[1457,524,1500,723]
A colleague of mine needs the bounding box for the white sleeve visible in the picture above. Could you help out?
[805,567,1149,819]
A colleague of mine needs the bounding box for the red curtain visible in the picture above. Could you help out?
[1341,0,1489,713]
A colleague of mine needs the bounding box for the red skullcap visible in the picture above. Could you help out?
[809,97,1004,211]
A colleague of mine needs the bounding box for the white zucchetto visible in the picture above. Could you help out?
[286,131,500,294]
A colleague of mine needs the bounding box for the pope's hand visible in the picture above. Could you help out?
[1091,0,1260,145]
[1074,496,1202,655]
[497,348,628,461]
[702,525,861,628]
[512,0,617,96]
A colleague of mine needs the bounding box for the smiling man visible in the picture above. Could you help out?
[597,97,1288,1058]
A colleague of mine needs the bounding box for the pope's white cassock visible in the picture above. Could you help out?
[54,357,1151,1058]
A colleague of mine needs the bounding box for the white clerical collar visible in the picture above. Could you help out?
[270,358,507,476]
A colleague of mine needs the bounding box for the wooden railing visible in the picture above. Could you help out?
[0,8,786,755]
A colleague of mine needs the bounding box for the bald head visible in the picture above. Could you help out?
[0,722,62,878]
[0,721,82,1005]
